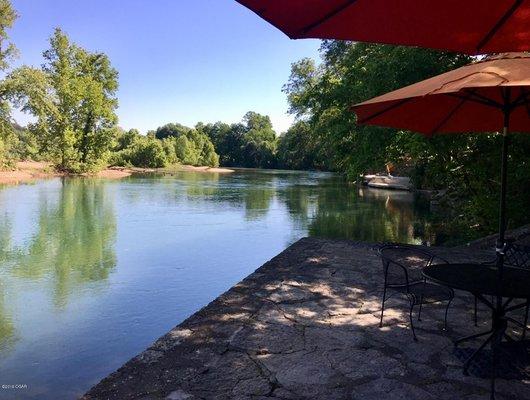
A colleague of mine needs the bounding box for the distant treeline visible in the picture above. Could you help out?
[0,0,316,172]
[112,110,288,169]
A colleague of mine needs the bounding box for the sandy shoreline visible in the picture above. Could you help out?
[0,161,61,185]
[161,164,235,174]
[0,161,235,187]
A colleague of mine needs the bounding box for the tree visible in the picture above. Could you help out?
[127,137,167,168]
[283,41,530,239]
[28,28,119,172]
[199,121,246,167]
[0,2,59,167]
[241,112,278,168]
[0,0,18,165]
[161,137,178,164]
[277,121,319,170]
[153,124,220,167]
[198,112,278,168]
[154,123,192,140]
[115,128,140,151]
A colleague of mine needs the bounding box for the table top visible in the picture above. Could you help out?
[423,263,530,298]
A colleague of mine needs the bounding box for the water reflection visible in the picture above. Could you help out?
[150,169,428,243]
[0,170,432,399]
[300,186,415,242]
[4,179,117,307]
[0,284,17,355]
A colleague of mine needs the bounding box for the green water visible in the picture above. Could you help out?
[0,169,432,399]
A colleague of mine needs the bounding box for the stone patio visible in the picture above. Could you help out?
[82,238,530,400]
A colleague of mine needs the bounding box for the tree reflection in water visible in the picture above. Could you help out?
[0,171,435,399]
[7,179,117,308]
[156,169,431,243]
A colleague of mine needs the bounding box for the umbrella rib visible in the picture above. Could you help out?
[430,93,472,134]
[476,0,523,52]
[447,92,502,109]
[301,0,359,35]
[511,88,530,109]
[512,88,530,117]
[356,98,412,124]
[466,91,504,109]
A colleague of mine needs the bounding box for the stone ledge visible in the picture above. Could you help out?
[82,237,528,400]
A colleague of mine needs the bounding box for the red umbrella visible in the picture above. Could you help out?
[236,0,530,55]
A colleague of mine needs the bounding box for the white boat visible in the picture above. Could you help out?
[363,174,412,191]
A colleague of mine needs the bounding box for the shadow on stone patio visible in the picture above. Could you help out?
[82,238,530,400]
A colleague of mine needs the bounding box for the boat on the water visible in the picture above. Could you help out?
[363,174,412,191]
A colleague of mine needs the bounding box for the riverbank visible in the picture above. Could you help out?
[0,161,235,186]
[0,161,62,185]
[82,237,528,400]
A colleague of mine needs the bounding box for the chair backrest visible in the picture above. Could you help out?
[505,243,530,269]
[379,245,446,287]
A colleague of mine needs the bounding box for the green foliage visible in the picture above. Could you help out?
[155,123,192,140]
[198,121,245,166]
[127,137,167,168]
[277,121,320,170]
[115,128,140,151]
[161,137,178,164]
[0,0,17,72]
[154,125,220,167]
[0,0,18,166]
[174,135,198,165]
[110,129,166,168]
[13,28,119,173]
[283,41,530,238]
[6,123,41,161]
[0,3,53,167]
[283,41,472,174]
[198,111,278,168]
[109,125,219,169]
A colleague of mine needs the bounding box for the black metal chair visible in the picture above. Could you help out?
[475,242,530,338]
[379,245,454,341]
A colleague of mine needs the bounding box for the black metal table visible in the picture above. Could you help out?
[423,263,530,399]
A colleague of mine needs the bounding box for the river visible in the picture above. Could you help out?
[0,169,434,399]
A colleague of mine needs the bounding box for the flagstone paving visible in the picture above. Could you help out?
[82,238,530,400]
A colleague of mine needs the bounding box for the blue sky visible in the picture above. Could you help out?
[10,0,321,134]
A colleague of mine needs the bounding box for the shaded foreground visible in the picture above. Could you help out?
[83,238,530,400]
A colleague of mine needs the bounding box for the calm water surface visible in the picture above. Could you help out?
[0,169,432,399]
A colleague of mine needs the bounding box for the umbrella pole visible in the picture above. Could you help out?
[497,115,510,257]
[495,108,510,284]
[491,108,510,400]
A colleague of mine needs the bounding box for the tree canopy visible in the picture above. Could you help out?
[29,28,120,172]
[282,41,530,239]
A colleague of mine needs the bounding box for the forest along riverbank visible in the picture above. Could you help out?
[0,161,235,186]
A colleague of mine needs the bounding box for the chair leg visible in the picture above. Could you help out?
[474,296,478,327]
[444,297,453,331]
[418,278,426,322]
[379,286,387,328]
[463,332,494,375]
[409,301,418,341]
[521,300,529,340]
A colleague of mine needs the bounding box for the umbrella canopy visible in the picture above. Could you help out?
[352,52,530,263]
[236,0,530,55]
[352,52,530,135]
